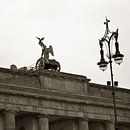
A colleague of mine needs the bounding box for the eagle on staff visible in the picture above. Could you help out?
[36,37,45,47]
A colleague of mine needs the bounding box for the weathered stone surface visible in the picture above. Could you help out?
[0,68,129,130]
[4,111,15,130]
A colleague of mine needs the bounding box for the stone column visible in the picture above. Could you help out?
[0,113,4,130]
[38,115,49,130]
[4,111,15,130]
[105,121,115,130]
[78,118,89,130]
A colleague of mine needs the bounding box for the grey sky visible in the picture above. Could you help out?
[0,0,129,88]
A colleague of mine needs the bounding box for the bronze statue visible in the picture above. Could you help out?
[36,37,54,63]
[35,37,60,71]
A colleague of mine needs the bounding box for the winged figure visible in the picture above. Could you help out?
[36,37,54,62]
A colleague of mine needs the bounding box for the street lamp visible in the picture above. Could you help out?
[97,18,124,130]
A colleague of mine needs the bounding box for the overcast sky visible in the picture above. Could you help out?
[0,0,130,89]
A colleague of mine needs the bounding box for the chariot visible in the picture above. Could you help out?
[36,57,60,71]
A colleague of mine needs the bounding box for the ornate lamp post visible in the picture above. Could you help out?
[97,18,124,130]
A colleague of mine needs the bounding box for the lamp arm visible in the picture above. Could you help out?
[102,31,117,45]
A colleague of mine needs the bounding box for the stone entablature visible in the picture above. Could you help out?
[0,67,130,130]
[0,67,88,95]
[88,83,130,106]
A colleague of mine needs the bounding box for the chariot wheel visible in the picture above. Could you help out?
[55,62,61,72]
[35,57,45,70]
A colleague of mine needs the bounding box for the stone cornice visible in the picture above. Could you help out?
[89,83,130,93]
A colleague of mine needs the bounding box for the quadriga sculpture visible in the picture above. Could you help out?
[35,37,61,71]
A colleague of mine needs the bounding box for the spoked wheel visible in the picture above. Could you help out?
[56,63,61,72]
[35,57,45,70]
[52,62,61,72]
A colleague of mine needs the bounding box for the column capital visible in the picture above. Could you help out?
[37,113,49,119]
[78,117,89,122]
[3,110,16,114]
